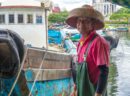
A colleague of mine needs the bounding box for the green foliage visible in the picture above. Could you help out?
[48,11,68,23]
[110,8,130,21]
[110,14,123,20]
[115,8,130,14]
[105,21,128,24]
[110,14,130,20]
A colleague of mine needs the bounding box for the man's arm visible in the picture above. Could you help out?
[95,65,109,96]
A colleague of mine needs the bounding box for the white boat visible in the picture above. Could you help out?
[61,26,79,36]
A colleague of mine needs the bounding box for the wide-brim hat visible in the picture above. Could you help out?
[66,6,104,30]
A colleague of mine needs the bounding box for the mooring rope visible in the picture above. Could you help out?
[28,49,48,96]
[8,47,28,96]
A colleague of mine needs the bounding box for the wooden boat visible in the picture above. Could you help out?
[0,2,74,95]
[0,29,73,96]
[24,48,72,96]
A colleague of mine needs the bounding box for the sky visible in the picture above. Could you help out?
[52,0,92,11]
[0,0,92,11]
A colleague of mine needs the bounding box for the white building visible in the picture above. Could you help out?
[92,0,117,17]
[0,1,50,48]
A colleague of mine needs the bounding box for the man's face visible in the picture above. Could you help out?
[76,17,93,35]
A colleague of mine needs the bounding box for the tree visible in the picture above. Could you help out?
[115,8,130,14]
[48,11,68,23]
[110,8,130,24]
[110,8,130,20]
[110,14,123,20]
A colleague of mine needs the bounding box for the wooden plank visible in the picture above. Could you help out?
[24,48,72,69]
[24,68,71,81]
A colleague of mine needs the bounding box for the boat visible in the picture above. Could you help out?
[0,4,48,48]
[0,2,73,96]
[60,27,77,55]
[0,29,73,96]
[61,27,119,51]
[97,29,119,50]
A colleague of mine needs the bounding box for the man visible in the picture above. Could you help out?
[66,5,110,96]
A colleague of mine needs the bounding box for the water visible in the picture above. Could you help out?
[108,32,130,96]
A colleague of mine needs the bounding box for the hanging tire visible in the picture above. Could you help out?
[0,29,25,79]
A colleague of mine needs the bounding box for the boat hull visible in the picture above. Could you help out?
[1,48,73,96]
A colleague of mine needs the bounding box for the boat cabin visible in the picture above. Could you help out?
[0,5,47,48]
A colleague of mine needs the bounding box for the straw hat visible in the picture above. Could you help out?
[66,5,104,30]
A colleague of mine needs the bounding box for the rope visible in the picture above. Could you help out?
[28,49,48,96]
[8,47,28,96]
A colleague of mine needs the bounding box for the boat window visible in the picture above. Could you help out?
[0,14,5,24]
[9,14,14,24]
[18,14,24,24]
[27,14,33,24]
[36,15,42,24]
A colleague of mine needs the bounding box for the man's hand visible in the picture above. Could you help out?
[95,93,102,96]
[70,84,77,96]
[70,90,77,96]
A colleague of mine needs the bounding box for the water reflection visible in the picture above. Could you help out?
[108,32,130,96]
[108,61,118,96]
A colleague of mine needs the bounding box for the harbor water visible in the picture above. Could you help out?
[108,32,130,96]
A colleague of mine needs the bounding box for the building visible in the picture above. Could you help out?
[92,0,117,17]
[0,5,48,48]
[52,5,60,13]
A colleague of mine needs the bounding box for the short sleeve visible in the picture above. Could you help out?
[91,37,110,67]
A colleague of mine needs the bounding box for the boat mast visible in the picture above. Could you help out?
[40,0,52,49]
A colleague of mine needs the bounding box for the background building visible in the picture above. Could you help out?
[52,4,61,13]
[92,0,117,17]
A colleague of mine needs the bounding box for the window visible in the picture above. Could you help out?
[9,14,14,23]
[0,14,5,24]
[36,15,42,24]
[18,14,24,23]
[27,14,33,23]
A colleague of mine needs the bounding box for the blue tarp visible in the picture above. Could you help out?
[48,29,62,44]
